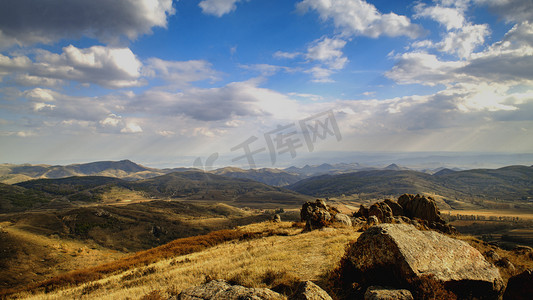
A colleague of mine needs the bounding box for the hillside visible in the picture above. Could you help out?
[129,171,311,207]
[0,201,284,290]
[287,165,533,208]
[211,167,303,186]
[3,171,310,213]
[4,221,533,300]
[3,222,359,299]
[0,183,58,213]
[0,160,165,184]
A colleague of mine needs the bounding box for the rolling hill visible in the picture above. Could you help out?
[0,160,166,184]
[3,171,311,213]
[210,167,303,186]
[287,165,533,205]
[129,171,311,207]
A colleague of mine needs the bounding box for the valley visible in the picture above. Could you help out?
[1,160,533,299]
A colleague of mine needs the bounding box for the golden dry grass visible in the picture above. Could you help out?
[442,209,533,220]
[0,223,124,292]
[11,222,359,299]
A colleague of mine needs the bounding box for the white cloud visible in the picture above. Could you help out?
[438,24,490,58]
[413,2,490,59]
[386,52,466,86]
[0,0,175,48]
[1,45,144,88]
[273,51,301,59]
[415,4,465,30]
[199,0,243,17]
[131,79,304,121]
[306,66,335,83]
[144,58,220,86]
[121,122,143,133]
[296,0,423,38]
[306,37,348,69]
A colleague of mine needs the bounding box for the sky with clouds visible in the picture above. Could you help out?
[1,0,532,167]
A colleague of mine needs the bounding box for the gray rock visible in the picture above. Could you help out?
[397,194,443,223]
[178,280,284,300]
[293,281,332,300]
[367,215,379,226]
[364,286,413,300]
[343,224,504,299]
[273,214,282,223]
[334,213,352,226]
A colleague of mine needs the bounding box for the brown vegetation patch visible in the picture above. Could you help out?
[0,228,257,297]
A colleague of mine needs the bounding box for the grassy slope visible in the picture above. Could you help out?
[0,201,282,291]
[8,221,533,300]
[8,222,359,300]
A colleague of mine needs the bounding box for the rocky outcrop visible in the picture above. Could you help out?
[293,281,332,300]
[383,199,403,216]
[352,194,455,234]
[178,280,284,300]
[342,224,504,299]
[397,194,443,223]
[364,286,413,300]
[503,269,533,300]
[300,199,348,231]
[368,202,393,223]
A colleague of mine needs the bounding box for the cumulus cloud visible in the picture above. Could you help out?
[0,0,175,48]
[415,4,465,30]
[475,0,533,23]
[306,37,348,69]
[460,22,533,82]
[199,0,243,17]
[438,24,490,58]
[296,0,423,38]
[1,45,144,88]
[413,2,490,58]
[131,80,303,121]
[386,52,466,86]
[20,88,114,122]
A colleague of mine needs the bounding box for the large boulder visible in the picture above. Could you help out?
[301,199,333,231]
[178,280,284,300]
[293,281,332,300]
[342,224,504,299]
[397,194,443,223]
[334,213,352,227]
[503,269,533,300]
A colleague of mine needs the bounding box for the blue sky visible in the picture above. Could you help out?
[1,0,533,168]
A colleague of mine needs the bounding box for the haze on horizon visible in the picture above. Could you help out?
[1,0,533,168]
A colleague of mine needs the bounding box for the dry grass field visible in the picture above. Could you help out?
[6,222,359,300]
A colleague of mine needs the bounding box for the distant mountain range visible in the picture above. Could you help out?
[2,160,533,213]
[287,165,533,206]
[0,160,458,186]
